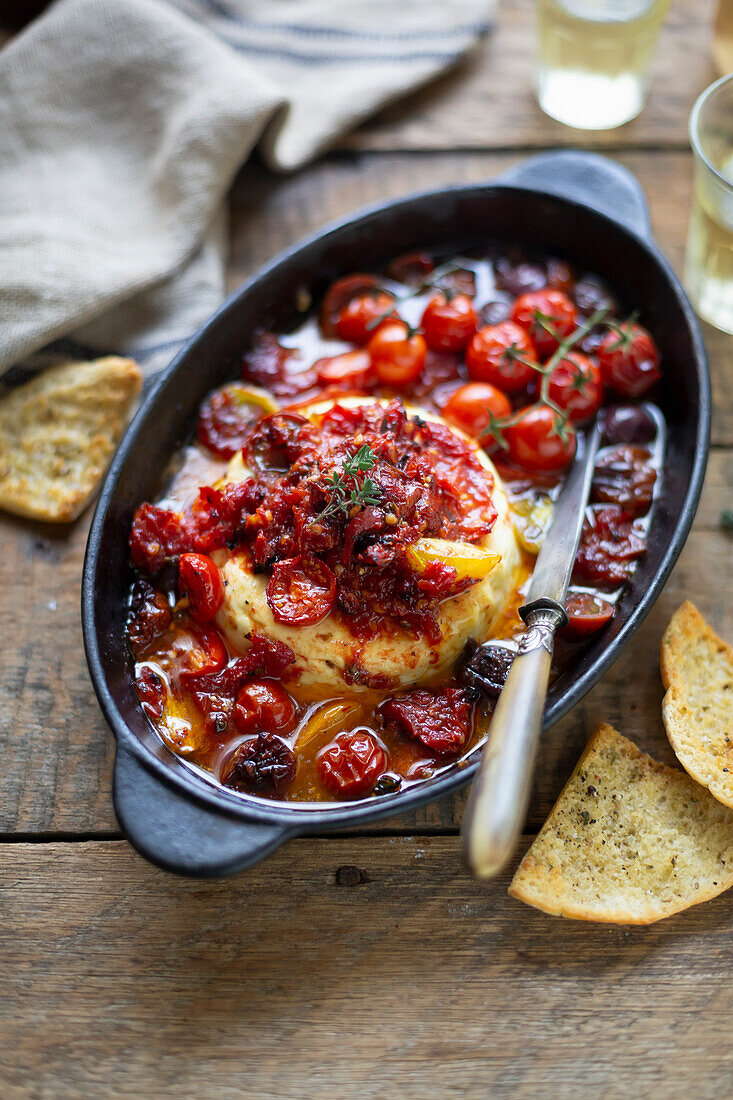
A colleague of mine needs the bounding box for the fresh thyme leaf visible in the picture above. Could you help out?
[315,444,383,523]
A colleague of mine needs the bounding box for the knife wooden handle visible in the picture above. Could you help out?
[462,601,566,879]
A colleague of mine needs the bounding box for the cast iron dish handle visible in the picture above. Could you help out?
[498,149,652,239]
[113,746,295,877]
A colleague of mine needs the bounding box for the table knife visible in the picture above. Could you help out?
[462,420,603,879]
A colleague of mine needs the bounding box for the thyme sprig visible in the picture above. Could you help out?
[317,443,384,523]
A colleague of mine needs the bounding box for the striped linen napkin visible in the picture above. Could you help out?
[0,0,495,381]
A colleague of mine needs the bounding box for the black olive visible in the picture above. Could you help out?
[372,774,402,795]
[462,641,515,699]
[603,405,657,445]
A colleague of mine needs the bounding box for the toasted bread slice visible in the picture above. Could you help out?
[0,356,142,522]
[661,601,733,809]
[508,723,733,923]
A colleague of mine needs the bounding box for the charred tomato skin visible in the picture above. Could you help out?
[178,553,224,622]
[317,731,388,798]
[465,321,537,393]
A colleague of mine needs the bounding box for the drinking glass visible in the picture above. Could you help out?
[684,75,733,335]
[535,0,672,130]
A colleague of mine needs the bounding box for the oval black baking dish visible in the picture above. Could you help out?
[82,151,710,877]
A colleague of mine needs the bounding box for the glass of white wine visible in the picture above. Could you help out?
[684,75,733,336]
[535,0,672,130]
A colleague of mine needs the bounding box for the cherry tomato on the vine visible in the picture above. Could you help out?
[267,555,337,626]
[503,404,577,471]
[317,731,387,798]
[547,351,604,423]
[368,320,427,386]
[510,288,579,359]
[178,553,224,622]
[442,382,511,439]
[596,322,661,397]
[335,291,396,344]
[465,321,537,393]
[234,680,297,735]
[420,293,477,352]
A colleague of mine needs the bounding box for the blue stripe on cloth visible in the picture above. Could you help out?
[187,0,492,43]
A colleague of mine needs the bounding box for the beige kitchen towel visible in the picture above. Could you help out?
[0,0,494,379]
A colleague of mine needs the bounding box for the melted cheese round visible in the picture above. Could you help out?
[215,399,521,691]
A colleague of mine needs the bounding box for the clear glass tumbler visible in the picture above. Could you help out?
[684,74,733,335]
[535,0,672,130]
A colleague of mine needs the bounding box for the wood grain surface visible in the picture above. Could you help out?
[342,0,717,153]
[2,0,732,1095]
[3,838,733,1100]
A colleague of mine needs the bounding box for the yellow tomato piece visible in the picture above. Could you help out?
[509,496,554,556]
[227,383,279,416]
[405,538,502,580]
[295,700,363,751]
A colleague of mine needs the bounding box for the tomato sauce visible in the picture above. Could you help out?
[126,248,665,804]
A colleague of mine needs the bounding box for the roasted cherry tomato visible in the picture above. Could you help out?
[547,351,604,423]
[266,554,337,626]
[420,293,477,353]
[197,384,275,459]
[596,322,661,397]
[562,590,615,638]
[442,382,511,439]
[368,321,427,386]
[591,445,656,516]
[223,733,296,797]
[510,288,578,359]
[317,731,387,798]
[574,506,646,586]
[234,680,297,735]
[314,349,373,390]
[177,625,228,687]
[319,274,383,337]
[335,291,396,344]
[178,553,224,622]
[503,405,577,471]
[465,321,537,393]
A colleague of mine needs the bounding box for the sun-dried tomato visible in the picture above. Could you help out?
[267,555,337,626]
[574,506,646,587]
[127,581,171,654]
[380,688,476,757]
[223,733,296,797]
[591,446,656,516]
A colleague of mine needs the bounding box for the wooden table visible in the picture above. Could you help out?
[3,2,732,1096]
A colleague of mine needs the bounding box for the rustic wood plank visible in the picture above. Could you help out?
[341,0,717,153]
[229,149,733,447]
[2,838,733,1099]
